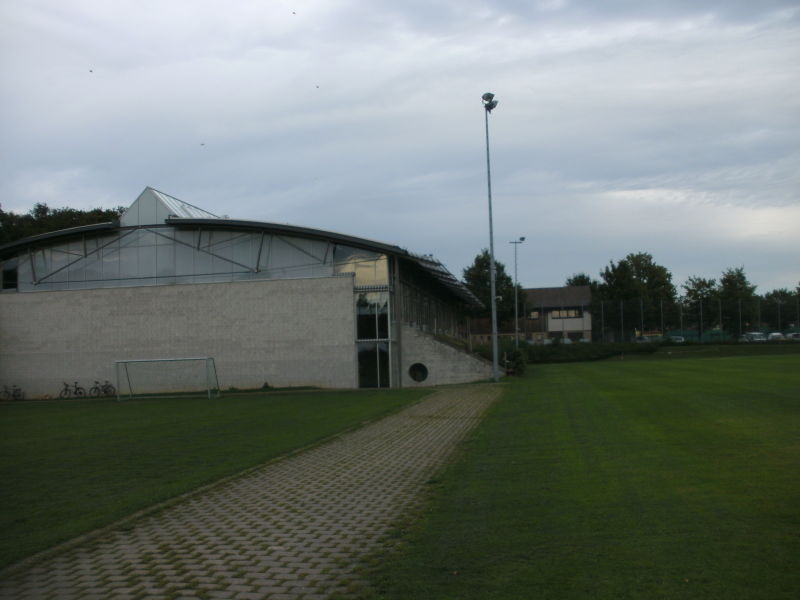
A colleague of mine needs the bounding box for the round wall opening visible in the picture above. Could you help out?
[408,363,429,382]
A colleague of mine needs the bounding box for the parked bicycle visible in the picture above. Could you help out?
[59,381,86,399]
[1,385,25,401]
[89,380,116,397]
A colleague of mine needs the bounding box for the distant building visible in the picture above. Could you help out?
[522,286,592,343]
[0,187,491,396]
[470,285,593,346]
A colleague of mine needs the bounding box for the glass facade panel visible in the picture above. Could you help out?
[357,342,390,388]
[334,246,388,286]
[356,291,389,340]
[9,227,388,298]
[82,254,102,281]
[156,244,175,277]
[138,244,156,278]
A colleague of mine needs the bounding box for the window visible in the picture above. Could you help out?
[356,291,391,388]
[2,267,18,290]
[528,311,539,319]
[551,308,582,319]
[356,291,389,340]
[358,342,390,388]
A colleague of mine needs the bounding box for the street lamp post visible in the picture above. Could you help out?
[482,92,500,381]
[509,237,525,348]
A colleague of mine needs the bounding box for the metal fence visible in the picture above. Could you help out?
[591,295,800,343]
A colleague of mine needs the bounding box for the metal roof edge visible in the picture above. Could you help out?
[0,222,118,257]
[165,217,410,257]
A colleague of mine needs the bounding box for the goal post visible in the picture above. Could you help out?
[114,357,220,400]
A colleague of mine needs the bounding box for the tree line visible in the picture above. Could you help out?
[0,203,124,246]
[567,252,798,339]
[464,249,798,340]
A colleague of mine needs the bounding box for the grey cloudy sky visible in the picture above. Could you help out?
[2,0,798,293]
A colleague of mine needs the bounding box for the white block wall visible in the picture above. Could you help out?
[400,324,493,387]
[0,277,356,397]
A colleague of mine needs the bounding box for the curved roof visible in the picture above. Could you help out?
[165,216,480,306]
[0,188,480,307]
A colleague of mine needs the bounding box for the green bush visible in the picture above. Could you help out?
[526,342,658,364]
[472,341,527,375]
[504,349,526,375]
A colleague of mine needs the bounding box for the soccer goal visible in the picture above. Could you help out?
[114,357,221,400]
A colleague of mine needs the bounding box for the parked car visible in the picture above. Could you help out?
[768,332,784,341]
[787,332,800,341]
[741,332,767,342]
[669,336,685,343]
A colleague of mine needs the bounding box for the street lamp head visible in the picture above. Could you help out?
[520,236,526,242]
[482,92,498,112]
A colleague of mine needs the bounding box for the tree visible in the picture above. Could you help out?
[595,252,677,339]
[718,267,757,298]
[682,276,717,304]
[463,249,519,323]
[761,288,795,331]
[717,267,758,334]
[565,273,597,288]
[600,252,676,301]
[682,276,719,339]
[0,202,124,245]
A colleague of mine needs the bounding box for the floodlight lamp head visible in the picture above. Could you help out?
[520,236,526,242]
[482,92,495,102]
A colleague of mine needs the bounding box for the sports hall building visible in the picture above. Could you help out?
[0,188,491,397]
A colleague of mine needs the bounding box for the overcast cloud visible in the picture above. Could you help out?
[1,0,798,292]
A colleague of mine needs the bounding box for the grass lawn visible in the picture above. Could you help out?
[0,388,428,569]
[368,354,800,599]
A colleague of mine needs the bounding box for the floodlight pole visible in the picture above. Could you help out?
[483,92,500,381]
[510,237,525,348]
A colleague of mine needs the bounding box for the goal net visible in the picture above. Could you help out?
[115,357,220,400]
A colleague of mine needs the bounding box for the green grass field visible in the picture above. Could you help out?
[0,388,427,569]
[367,354,800,599]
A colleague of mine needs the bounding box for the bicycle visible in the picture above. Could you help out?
[59,381,86,399]
[1,385,25,401]
[89,380,116,397]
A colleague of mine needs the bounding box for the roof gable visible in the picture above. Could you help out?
[524,286,591,307]
[120,187,219,227]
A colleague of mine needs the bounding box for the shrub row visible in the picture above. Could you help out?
[525,342,658,363]
[474,341,658,368]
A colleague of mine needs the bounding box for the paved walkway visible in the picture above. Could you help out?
[0,385,501,600]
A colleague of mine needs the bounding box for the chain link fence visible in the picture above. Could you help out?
[591,295,800,343]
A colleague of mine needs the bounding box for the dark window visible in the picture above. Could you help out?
[357,295,377,339]
[356,291,389,340]
[2,268,18,290]
[358,342,390,388]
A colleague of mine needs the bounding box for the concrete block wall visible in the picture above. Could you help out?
[0,277,356,397]
[399,324,493,387]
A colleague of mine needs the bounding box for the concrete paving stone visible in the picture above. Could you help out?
[256,585,289,595]
[0,385,499,600]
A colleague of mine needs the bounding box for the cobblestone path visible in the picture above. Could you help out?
[1,385,501,600]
